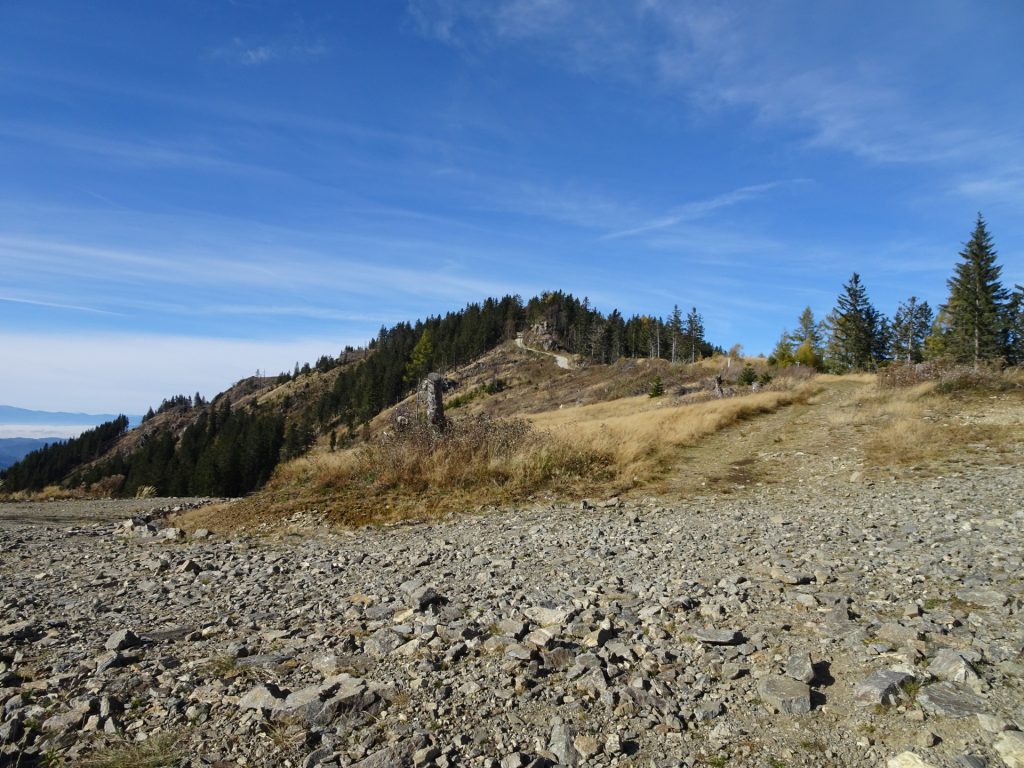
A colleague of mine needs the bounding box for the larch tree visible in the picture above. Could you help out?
[942,214,1010,367]
[789,307,825,369]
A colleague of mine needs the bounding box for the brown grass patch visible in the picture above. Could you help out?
[528,385,816,481]
[861,379,1020,467]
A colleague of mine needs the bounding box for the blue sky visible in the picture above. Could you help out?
[2,1,1022,413]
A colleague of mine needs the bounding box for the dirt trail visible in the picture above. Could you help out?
[514,334,573,369]
[660,376,873,498]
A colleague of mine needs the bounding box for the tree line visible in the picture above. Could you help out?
[770,215,1023,371]
[0,416,129,492]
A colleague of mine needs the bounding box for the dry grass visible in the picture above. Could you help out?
[528,384,815,479]
[860,379,1019,467]
[79,731,184,768]
[0,484,86,502]
[268,413,613,523]
[205,381,814,527]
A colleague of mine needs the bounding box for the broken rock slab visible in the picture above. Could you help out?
[918,682,987,718]
[756,676,811,715]
[854,669,913,707]
[995,731,1024,768]
[887,753,938,768]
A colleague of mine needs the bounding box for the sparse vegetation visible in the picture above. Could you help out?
[79,731,184,768]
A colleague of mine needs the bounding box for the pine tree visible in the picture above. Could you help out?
[825,273,886,371]
[942,214,1010,367]
[685,307,705,363]
[890,296,934,364]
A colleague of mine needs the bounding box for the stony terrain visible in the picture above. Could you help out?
[1,456,1022,767]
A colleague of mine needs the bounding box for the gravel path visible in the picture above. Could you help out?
[1,458,1022,767]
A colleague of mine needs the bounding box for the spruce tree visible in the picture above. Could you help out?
[1008,284,1024,366]
[825,273,886,371]
[942,214,1009,366]
[890,296,934,364]
[685,307,705,363]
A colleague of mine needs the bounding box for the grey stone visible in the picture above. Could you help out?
[104,629,142,652]
[0,718,22,742]
[694,628,741,645]
[887,753,938,768]
[995,731,1024,768]
[786,651,815,684]
[756,676,811,715]
[549,722,579,767]
[417,373,445,429]
[929,649,981,688]
[955,588,1008,609]
[918,681,987,718]
[854,669,913,706]
[0,620,39,642]
[524,606,570,627]
[238,683,286,711]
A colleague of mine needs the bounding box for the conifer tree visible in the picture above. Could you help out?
[942,214,1009,367]
[890,296,934,364]
[788,307,825,369]
[404,329,434,385]
[1007,285,1024,366]
[825,273,887,371]
[685,307,705,363]
[668,305,683,363]
[769,331,795,367]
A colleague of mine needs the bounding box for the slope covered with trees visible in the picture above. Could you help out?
[1,292,720,498]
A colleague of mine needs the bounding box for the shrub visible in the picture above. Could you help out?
[648,377,664,398]
[738,364,758,387]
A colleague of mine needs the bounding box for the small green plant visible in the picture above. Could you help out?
[738,364,758,386]
[706,756,729,768]
[768,758,787,768]
[648,377,665,398]
[900,678,922,705]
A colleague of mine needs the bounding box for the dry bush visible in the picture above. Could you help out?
[89,474,126,498]
[265,413,613,522]
[879,360,1024,392]
[354,414,610,493]
[135,484,157,499]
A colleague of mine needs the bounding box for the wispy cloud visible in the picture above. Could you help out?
[0,296,122,315]
[602,181,804,240]
[408,1,1019,180]
[211,35,329,67]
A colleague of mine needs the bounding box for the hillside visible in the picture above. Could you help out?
[0,292,720,500]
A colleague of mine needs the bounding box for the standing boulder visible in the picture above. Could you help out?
[417,373,445,429]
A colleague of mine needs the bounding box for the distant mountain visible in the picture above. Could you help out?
[0,437,64,470]
[0,405,132,426]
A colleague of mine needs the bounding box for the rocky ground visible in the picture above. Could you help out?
[1,457,1022,768]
